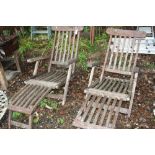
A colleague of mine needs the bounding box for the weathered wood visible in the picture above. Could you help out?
[8,27,82,128]
[33,61,39,76]
[8,110,12,129]
[73,28,144,129]
[85,88,130,101]
[62,64,72,105]
[52,26,83,32]
[14,50,21,73]
[73,119,112,129]
[0,61,8,90]
[88,66,95,87]
[10,120,30,129]
[104,68,132,75]
[25,79,58,88]
[46,93,63,100]
[27,55,49,63]
[86,96,102,123]
[128,72,138,117]
[106,28,146,38]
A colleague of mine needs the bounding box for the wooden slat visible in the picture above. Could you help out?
[8,105,32,114]
[85,88,130,101]
[10,85,32,105]
[25,79,58,88]
[58,31,65,62]
[39,71,59,81]
[9,85,29,103]
[100,78,113,90]
[62,31,68,62]
[20,85,41,107]
[123,37,131,71]
[50,72,66,82]
[113,36,121,70]
[22,86,44,108]
[107,79,117,91]
[98,78,110,89]
[54,31,61,61]
[105,98,117,127]
[29,87,51,113]
[66,31,72,61]
[93,97,107,124]
[100,35,112,81]
[52,26,83,32]
[90,101,128,114]
[10,120,30,129]
[108,35,117,68]
[76,94,92,118]
[46,93,63,100]
[73,119,111,129]
[28,87,48,108]
[104,68,132,75]
[111,100,123,128]
[70,32,76,59]
[86,96,102,123]
[106,28,146,38]
[48,31,57,72]
[98,98,112,126]
[118,37,126,69]
[127,38,136,71]
[74,32,80,59]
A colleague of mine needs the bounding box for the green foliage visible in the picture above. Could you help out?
[33,117,40,124]
[78,51,88,71]
[18,35,53,60]
[39,98,59,111]
[143,62,155,70]
[19,37,34,59]
[12,112,22,120]
[2,30,11,37]
[78,31,109,71]
[57,117,64,125]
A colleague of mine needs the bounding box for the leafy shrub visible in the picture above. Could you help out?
[39,98,58,111]
[12,112,22,120]
[57,117,64,125]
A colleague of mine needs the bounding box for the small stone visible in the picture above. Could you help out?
[153,109,155,116]
[135,123,139,126]
[139,117,146,123]
[153,101,155,107]
[126,123,131,128]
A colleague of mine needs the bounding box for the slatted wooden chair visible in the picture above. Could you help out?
[73,28,146,129]
[8,26,83,128]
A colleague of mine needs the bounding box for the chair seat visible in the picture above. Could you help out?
[72,95,129,129]
[8,84,51,115]
[25,70,67,89]
[84,77,131,101]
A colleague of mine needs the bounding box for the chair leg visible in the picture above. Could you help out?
[8,110,12,129]
[62,65,72,105]
[29,115,33,129]
[14,51,21,73]
[128,73,138,117]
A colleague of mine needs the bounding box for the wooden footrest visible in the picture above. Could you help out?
[8,84,51,115]
[73,95,128,129]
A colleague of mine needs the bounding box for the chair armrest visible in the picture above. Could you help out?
[27,55,50,63]
[87,61,100,68]
[133,67,139,73]
[67,58,77,65]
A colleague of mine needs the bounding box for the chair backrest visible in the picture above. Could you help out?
[48,26,83,71]
[102,28,146,76]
